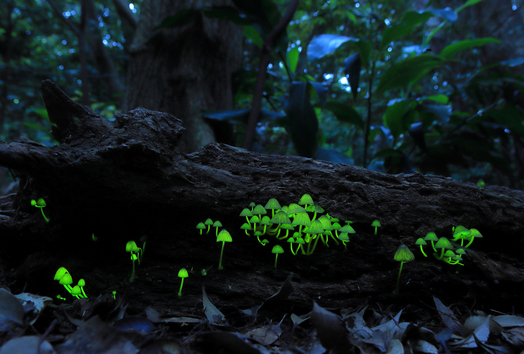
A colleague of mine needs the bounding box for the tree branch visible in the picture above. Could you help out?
[241,0,299,151]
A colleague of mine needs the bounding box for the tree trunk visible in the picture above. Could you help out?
[123,0,243,153]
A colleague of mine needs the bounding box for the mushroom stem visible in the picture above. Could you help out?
[178,278,185,297]
[218,242,226,270]
[395,262,404,294]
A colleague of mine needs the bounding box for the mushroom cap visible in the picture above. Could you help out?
[204,218,213,225]
[196,222,206,230]
[36,198,46,207]
[272,245,284,254]
[452,225,470,238]
[455,248,466,255]
[54,267,69,281]
[307,220,324,234]
[332,223,341,230]
[270,211,291,224]
[298,194,314,206]
[213,220,222,228]
[394,244,415,262]
[125,241,138,252]
[287,203,306,215]
[280,223,294,230]
[252,204,267,216]
[260,216,271,225]
[328,215,340,222]
[371,220,381,227]
[339,225,356,234]
[30,199,37,206]
[469,228,483,239]
[178,268,189,278]
[306,204,325,213]
[443,250,456,258]
[292,211,311,227]
[240,223,252,230]
[239,208,253,217]
[59,273,73,285]
[264,198,282,210]
[435,237,453,249]
[415,238,427,246]
[337,233,350,241]
[217,229,232,242]
[77,279,86,287]
[71,286,82,296]
[318,215,333,230]
[424,232,438,241]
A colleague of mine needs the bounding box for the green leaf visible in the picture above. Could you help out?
[243,26,263,47]
[322,101,364,129]
[440,38,500,59]
[286,82,318,157]
[421,104,452,124]
[344,53,361,101]
[483,104,524,135]
[456,0,483,13]
[307,82,328,107]
[376,54,442,94]
[354,40,371,69]
[288,47,299,74]
[380,11,433,49]
[307,34,358,61]
[26,108,50,122]
[23,122,48,132]
[424,94,449,104]
[347,12,357,25]
[383,99,418,138]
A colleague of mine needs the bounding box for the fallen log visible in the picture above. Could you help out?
[0,81,523,247]
[0,80,523,314]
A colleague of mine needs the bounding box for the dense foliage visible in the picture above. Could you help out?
[2,0,524,188]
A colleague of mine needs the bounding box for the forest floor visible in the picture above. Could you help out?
[1,212,524,353]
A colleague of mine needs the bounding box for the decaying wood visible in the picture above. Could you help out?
[0,80,523,254]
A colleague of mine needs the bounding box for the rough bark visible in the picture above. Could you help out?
[124,0,243,153]
[1,80,524,251]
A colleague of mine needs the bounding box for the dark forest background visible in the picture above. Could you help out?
[2,0,524,189]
